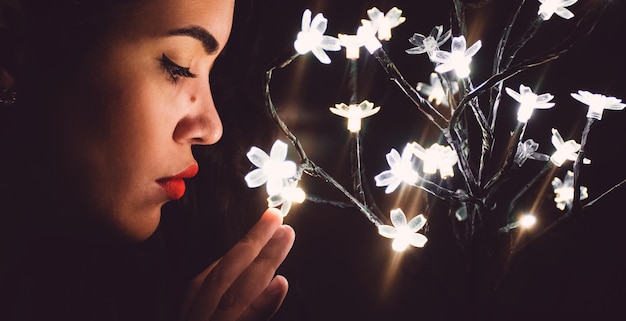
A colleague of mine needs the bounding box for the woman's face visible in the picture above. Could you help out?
[52,0,235,241]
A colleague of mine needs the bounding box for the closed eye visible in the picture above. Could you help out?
[160,53,197,83]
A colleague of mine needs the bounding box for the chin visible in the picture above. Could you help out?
[111,207,163,243]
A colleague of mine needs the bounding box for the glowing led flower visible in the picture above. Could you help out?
[549,128,590,167]
[338,20,386,58]
[378,208,428,252]
[267,178,306,216]
[538,0,577,21]
[552,170,588,210]
[570,90,626,121]
[329,100,381,132]
[294,9,341,64]
[374,144,420,194]
[405,25,451,57]
[338,33,363,60]
[244,140,297,196]
[514,139,550,167]
[361,7,406,41]
[410,142,458,179]
[431,36,482,79]
[505,84,555,123]
[416,73,458,107]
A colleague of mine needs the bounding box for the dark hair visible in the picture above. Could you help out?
[0,0,144,107]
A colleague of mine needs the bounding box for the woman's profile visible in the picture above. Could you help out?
[0,0,295,320]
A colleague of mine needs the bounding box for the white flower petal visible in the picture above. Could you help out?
[407,214,427,232]
[374,170,396,186]
[247,146,269,168]
[312,47,331,64]
[464,40,482,58]
[301,9,312,32]
[390,208,407,227]
[555,7,574,19]
[451,36,467,53]
[266,177,285,196]
[270,140,289,161]
[378,225,398,239]
[408,233,428,247]
[280,201,292,216]
[384,178,402,194]
[321,35,341,51]
[386,149,402,168]
[244,168,268,188]
[311,13,328,34]
[329,107,350,117]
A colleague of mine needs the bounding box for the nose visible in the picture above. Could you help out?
[173,80,223,145]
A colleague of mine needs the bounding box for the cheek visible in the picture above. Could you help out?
[69,74,181,235]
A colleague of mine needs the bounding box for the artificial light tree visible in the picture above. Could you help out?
[236,0,626,319]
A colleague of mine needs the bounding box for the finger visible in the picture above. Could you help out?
[179,258,221,321]
[239,275,289,321]
[210,224,294,321]
[184,208,285,320]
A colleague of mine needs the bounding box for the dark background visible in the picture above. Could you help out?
[209,0,626,320]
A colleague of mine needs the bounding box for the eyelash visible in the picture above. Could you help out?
[160,53,197,83]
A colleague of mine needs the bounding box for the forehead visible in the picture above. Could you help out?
[123,0,235,48]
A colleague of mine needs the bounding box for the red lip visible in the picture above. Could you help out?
[157,164,199,200]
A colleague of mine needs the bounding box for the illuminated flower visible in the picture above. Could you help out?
[338,33,363,60]
[378,208,428,252]
[416,73,458,107]
[538,0,577,21]
[405,25,451,57]
[244,140,297,196]
[570,90,626,121]
[514,139,550,167]
[374,144,420,194]
[329,100,381,132]
[552,170,588,210]
[549,128,590,167]
[505,84,555,123]
[267,178,306,216]
[410,142,458,179]
[431,35,482,78]
[294,9,341,64]
[361,7,406,41]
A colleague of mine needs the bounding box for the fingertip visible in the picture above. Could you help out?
[263,207,284,224]
[268,275,289,295]
[243,275,290,320]
[281,224,296,244]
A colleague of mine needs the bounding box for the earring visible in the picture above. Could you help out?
[0,88,16,106]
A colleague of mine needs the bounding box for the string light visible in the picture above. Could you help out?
[374,144,420,194]
[377,209,428,252]
[294,9,340,64]
[571,90,626,120]
[244,140,298,196]
[406,25,451,57]
[246,4,623,253]
[431,35,482,79]
[361,7,406,41]
[505,84,555,123]
[549,128,590,167]
[552,170,589,211]
[538,0,577,21]
[410,142,458,179]
[329,100,381,132]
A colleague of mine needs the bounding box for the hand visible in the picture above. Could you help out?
[179,208,295,321]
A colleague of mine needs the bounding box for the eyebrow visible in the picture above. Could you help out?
[167,25,220,55]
